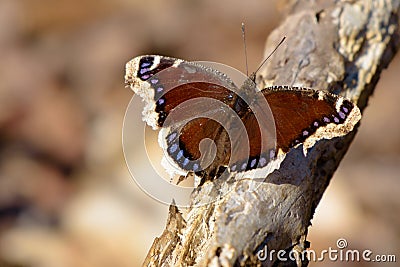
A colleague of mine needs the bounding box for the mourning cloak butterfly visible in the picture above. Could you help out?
[125,55,361,183]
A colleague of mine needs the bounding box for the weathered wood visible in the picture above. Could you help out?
[144,1,400,266]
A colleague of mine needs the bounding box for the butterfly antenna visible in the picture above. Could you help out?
[241,22,249,77]
[253,36,286,76]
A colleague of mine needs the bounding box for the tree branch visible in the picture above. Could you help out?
[143,1,400,266]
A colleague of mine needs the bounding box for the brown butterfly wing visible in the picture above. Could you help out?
[230,86,359,172]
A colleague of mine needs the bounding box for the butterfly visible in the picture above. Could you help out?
[125,55,361,184]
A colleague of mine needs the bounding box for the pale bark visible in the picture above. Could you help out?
[144,1,400,266]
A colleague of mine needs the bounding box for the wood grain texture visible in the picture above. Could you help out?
[144,1,400,266]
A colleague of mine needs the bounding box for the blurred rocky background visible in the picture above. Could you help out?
[0,0,398,266]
